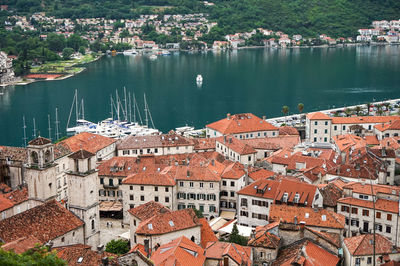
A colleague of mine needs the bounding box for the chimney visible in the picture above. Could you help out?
[45,241,53,251]
[355,163,360,171]
[211,159,215,166]
[224,135,227,143]
[144,239,150,258]
[229,137,232,144]
[227,113,231,120]
[101,257,109,266]
[294,216,298,225]
[97,244,104,254]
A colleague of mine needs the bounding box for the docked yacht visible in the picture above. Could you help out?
[196,74,203,84]
[123,49,138,55]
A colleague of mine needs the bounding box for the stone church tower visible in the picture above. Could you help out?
[25,137,57,202]
[66,149,100,249]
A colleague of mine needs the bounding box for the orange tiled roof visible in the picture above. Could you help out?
[331,116,400,125]
[248,168,275,181]
[380,137,400,150]
[199,218,218,248]
[269,205,345,229]
[28,136,51,146]
[278,126,299,136]
[207,113,277,134]
[170,165,220,182]
[192,138,216,150]
[128,201,171,221]
[338,197,398,213]
[0,200,84,243]
[57,132,116,154]
[0,236,41,254]
[136,208,200,235]
[344,234,395,256]
[204,241,252,266]
[343,182,400,197]
[241,135,300,151]
[305,227,340,248]
[248,222,281,249]
[55,244,117,266]
[151,236,205,266]
[271,239,339,266]
[333,134,367,152]
[306,112,330,120]
[122,167,176,186]
[374,119,400,132]
[216,136,256,155]
[220,162,246,180]
[0,146,27,162]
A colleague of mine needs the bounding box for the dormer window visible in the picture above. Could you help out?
[148,223,153,230]
[294,193,300,203]
[282,193,288,203]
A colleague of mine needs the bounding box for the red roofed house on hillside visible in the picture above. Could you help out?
[133,208,201,250]
[237,178,323,227]
[204,241,252,266]
[374,119,400,140]
[206,113,278,139]
[57,132,117,162]
[216,135,257,166]
[150,236,205,266]
[343,234,400,266]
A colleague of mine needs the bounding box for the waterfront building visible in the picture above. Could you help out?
[374,119,400,140]
[206,113,278,139]
[306,112,400,143]
[117,133,194,157]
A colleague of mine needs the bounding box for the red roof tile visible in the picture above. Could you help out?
[248,222,281,249]
[207,113,277,134]
[151,236,205,266]
[279,126,299,136]
[136,209,200,235]
[306,112,330,120]
[374,119,400,132]
[344,234,395,256]
[199,218,218,248]
[122,167,176,186]
[204,241,252,266]
[55,244,117,266]
[338,197,398,213]
[241,135,300,151]
[0,236,41,254]
[216,136,256,155]
[0,200,84,243]
[248,168,275,181]
[57,132,116,154]
[331,116,400,124]
[128,201,171,221]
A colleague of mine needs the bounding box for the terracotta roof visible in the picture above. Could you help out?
[365,135,380,146]
[382,261,400,266]
[237,178,279,200]
[55,244,117,266]
[0,146,27,162]
[380,137,400,150]
[241,135,300,151]
[374,119,400,132]
[269,205,345,229]
[199,218,218,248]
[117,133,192,150]
[0,200,84,243]
[1,236,41,254]
[343,182,400,197]
[128,201,171,221]
[28,136,52,146]
[338,197,398,213]
[57,132,116,154]
[0,183,11,193]
[320,183,343,208]
[68,149,95,160]
[248,168,275,181]
[136,209,200,235]
[248,222,281,249]
[333,134,367,152]
[331,116,400,125]
[192,138,216,151]
[271,239,339,266]
[171,165,220,182]
[344,234,396,256]
[129,243,149,257]
[123,167,176,186]
[305,227,341,248]
[306,112,331,120]
[278,126,299,136]
[151,236,205,266]
[216,136,256,155]
[204,241,252,266]
[0,194,14,212]
[207,113,277,135]
[54,143,72,159]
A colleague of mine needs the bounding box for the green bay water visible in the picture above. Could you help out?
[1,46,400,146]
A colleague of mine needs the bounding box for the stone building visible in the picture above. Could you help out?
[0,51,15,85]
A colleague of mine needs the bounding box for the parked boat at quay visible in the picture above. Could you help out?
[123,49,138,55]
[66,89,160,139]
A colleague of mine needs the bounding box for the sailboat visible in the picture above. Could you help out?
[196,74,203,84]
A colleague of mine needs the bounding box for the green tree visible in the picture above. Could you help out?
[297,103,304,114]
[354,105,362,116]
[0,245,66,265]
[193,208,204,218]
[282,105,289,123]
[228,224,248,246]
[78,46,86,55]
[62,47,75,60]
[344,108,353,117]
[105,239,130,255]
[46,33,66,52]
[366,103,371,116]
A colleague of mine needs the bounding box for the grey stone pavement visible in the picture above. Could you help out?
[100,218,130,246]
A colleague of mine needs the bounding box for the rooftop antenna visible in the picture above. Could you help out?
[47,114,52,141]
[32,118,37,139]
[22,115,27,147]
[55,108,60,141]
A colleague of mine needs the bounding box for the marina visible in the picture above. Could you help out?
[0,46,399,146]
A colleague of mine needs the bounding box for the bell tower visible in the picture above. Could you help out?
[25,137,57,202]
[66,149,100,249]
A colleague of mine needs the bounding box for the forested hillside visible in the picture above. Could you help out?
[3,0,400,37]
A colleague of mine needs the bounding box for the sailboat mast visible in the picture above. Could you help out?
[128,91,132,123]
[81,99,85,120]
[33,118,37,138]
[75,89,78,124]
[110,95,113,120]
[133,93,136,123]
[124,87,128,121]
[55,108,60,141]
[116,90,120,122]
[22,116,27,147]
[66,90,76,130]
[144,94,149,127]
[48,114,52,141]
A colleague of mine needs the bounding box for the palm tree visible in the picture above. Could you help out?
[366,102,371,116]
[354,105,362,116]
[344,108,352,117]
[282,105,289,124]
[297,103,304,114]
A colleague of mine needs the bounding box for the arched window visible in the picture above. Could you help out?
[31,151,38,164]
[44,150,51,163]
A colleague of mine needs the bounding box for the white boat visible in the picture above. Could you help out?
[123,49,138,55]
[161,50,171,56]
[196,74,203,84]
[149,54,157,60]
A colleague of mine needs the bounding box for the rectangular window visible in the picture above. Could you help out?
[351,207,358,214]
[386,226,392,234]
[140,195,145,201]
[140,186,144,191]
[367,257,372,264]
[200,183,204,188]
[240,211,248,217]
[179,181,184,187]
[130,195,133,200]
[230,181,235,187]
[222,181,227,186]
[190,182,194,187]
[314,129,317,134]
[155,186,158,191]
[325,121,328,126]
[376,212,381,219]
[165,197,169,203]
[154,196,159,202]
[165,187,169,192]
[109,179,113,186]
[130,185,133,190]
[314,121,318,126]
[334,125,337,130]
[118,179,122,185]
[387,214,392,221]
[155,148,158,153]
[362,209,369,216]
[100,178,104,185]
[324,129,328,134]
[230,191,235,197]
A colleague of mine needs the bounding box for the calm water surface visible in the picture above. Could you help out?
[1,46,400,146]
